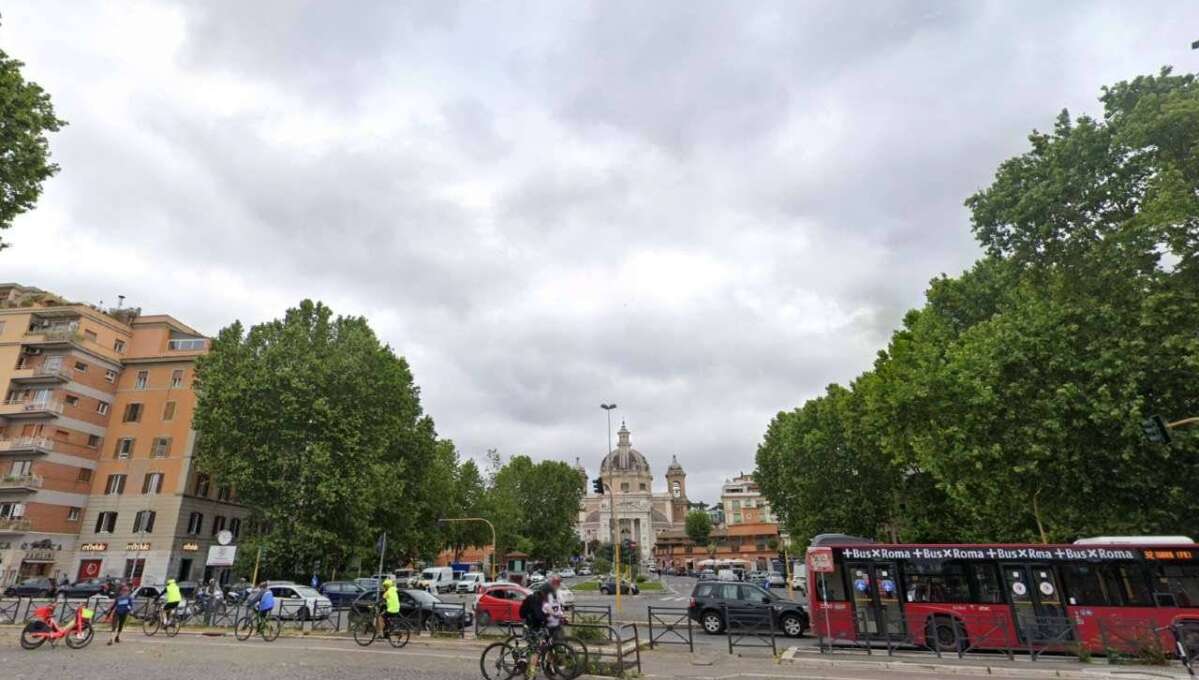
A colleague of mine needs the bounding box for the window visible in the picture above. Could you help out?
[162,401,176,421]
[54,428,69,441]
[104,474,126,495]
[97,401,110,415]
[194,473,210,497]
[1062,564,1126,606]
[168,338,205,351]
[135,371,149,389]
[122,403,142,422]
[639,482,647,491]
[1155,565,1199,608]
[114,437,135,459]
[217,485,230,502]
[1118,564,1154,606]
[113,339,125,353]
[132,510,156,534]
[67,507,81,521]
[816,564,848,602]
[76,468,92,483]
[142,472,164,494]
[620,482,629,492]
[74,361,87,372]
[104,369,117,383]
[211,515,226,537]
[151,437,171,458]
[170,369,184,388]
[64,394,79,407]
[229,517,241,538]
[0,502,26,519]
[86,434,100,448]
[10,459,33,476]
[904,561,972,603]
[84,329,98,342]
[972,564,1004,604]
[186,512,203,536]
[95,511,118,533]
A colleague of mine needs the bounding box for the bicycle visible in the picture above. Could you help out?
[480,626,581,680]
[141,600,182,637]
[234,609,282,642]
[20,604,96,650]
[352,605,410,648]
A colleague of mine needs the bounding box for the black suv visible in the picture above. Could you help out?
[687,580,808,637]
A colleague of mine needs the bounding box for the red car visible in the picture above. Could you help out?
[473,583,531,626]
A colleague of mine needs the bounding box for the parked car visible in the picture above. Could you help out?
[766,573,786,589]
[351,588,472,631]
[528,572,546,586]
[556,584,575,609]
[577,566,592,576]
[416,567,456,594]
[61,578,117,599]
[748,571,769,586]
[599,578,638,595]
[473,583,531,626]
[319,581,367,607]
[3,577,54,598]
[456,573,485,594]
[265,582,333,620]
[558,568,576,578]
[697,569,716,581]
[687,581,807,637]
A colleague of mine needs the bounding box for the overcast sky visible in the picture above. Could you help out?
[3,1,1197,504]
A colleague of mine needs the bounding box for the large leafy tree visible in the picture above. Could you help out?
[482,454,584,566]
[684,510,712,547]
[0,38,65,249]
[193,300,439,577]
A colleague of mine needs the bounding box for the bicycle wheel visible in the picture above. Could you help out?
[558,635,589,677]
[20,621,48,650]
[261,616,281,642]
[65,623,95,649]
[542,642,580,680]
[142,611,161,636]
[164,618,180,637]
[480,641,522,680]
[234,616,254,641]
[387,621,410,648]
[353,618,377,647]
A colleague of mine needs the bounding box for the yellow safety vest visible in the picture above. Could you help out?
[385,586,400,614]
[165,582,182,604]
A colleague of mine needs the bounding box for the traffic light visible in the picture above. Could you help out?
[592,477,604,494]
[1142,415,1172,444]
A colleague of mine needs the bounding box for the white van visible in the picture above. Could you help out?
[417,566,455,593]
[717,568,737,581]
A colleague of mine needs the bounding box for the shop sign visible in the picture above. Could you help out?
[24,549,55,562]
[182,542,199,552]
[80,542,108,552]
[126,542,151,551]
[206,545,236,567]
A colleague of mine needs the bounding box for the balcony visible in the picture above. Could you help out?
[167,338,207,352]
[0,400,63,418]
[0,474,42,493]
[9,365,72,384]
[0,437,54,456]
[0,517,32,533]
[23,325,84,347]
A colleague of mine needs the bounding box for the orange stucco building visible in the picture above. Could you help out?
[0,284,246,586]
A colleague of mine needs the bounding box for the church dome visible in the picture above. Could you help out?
[600,422,651,475]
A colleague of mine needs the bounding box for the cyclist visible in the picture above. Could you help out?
[518,585,550,678]
[376,578,401,635]
[161,578,183,626]
[540,575,566,641]
[255,582,276,623]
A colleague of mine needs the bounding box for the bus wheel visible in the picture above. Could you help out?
[927,616,965,653]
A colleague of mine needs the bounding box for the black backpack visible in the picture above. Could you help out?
[519,590,545,624]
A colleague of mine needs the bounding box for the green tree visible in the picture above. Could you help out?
[482,454,584,566]
[684,510,712,547]
[0,39,65,249]
[192,300,439,577]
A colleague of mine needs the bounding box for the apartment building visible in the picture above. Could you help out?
[720,473,778,526]
[0,284,246,586]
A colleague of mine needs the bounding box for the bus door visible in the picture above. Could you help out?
[1001,563,1071,644]
[847,561,905,640]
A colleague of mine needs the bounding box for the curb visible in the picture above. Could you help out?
[778,651,1189,680]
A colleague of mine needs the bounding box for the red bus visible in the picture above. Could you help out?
[805,534,1199,656]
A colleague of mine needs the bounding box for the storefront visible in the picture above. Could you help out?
[0,536,74,585]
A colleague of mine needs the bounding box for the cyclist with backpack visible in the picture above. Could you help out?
[518,586,550,678]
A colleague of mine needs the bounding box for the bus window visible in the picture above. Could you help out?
[904,561,970,603]
[816,564,847,602]
[1116,564,1153,606]
[972,563,1004,603]
[1156,565,1199,608]
[1062,564,1121,606]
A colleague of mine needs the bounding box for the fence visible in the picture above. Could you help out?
[646,605,693,652]
[566,622,640,677]
[722,604,777,655]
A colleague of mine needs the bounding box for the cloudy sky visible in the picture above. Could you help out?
[3,1,1197,503]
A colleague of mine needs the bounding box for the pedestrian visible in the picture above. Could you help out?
[310,573,319,589]
[108,583,133,645]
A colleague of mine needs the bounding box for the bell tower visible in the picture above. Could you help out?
[665,455,688,521]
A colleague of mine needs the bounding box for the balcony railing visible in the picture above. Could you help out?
[0,474,43,490]
[167,338,207,351]
[0,517,32,532]
[0,400,64,416]
[10,365,72,382]
[0,437,54,454]
[24,325,83,343]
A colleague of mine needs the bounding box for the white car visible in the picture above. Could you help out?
[578,566,592,576]
[528,572,546,585]
[556,585,575,609]
[456,572,485,593]
[265,582,333,620]
[558,568,576,578]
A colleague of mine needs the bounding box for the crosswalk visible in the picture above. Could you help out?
[655,595,688,603]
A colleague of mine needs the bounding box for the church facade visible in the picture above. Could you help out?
[575,423,689,564]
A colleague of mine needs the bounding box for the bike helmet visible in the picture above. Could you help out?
[382,578,394,588]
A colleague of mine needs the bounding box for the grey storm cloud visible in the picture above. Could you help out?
[3,0,1199,502]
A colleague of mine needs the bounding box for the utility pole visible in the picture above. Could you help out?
[601,403,619,612]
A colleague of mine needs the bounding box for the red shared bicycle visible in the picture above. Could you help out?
[20,604,95,650]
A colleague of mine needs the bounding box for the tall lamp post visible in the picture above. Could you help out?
[437,517,498,581]
[600,403,620,612]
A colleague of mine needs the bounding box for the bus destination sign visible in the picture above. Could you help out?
[839,546,1139,562]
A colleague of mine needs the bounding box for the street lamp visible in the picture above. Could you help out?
[599,403,621,612]
[437,517,498,581]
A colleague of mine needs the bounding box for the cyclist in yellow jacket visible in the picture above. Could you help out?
[162,578,183,626]
[376,578,401,634]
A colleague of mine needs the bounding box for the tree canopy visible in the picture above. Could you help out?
[756,68,1199,549]
[684,510,713,547]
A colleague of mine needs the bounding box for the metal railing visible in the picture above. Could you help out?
[24,326,82,342]
[11,366,73,381]
[0,474,43,490]
[0,437,55,453]
[168,339,206,351]
[0,517,33,531]
[0,400,64,415]
[646,605,693,651]
[722,604,777,655]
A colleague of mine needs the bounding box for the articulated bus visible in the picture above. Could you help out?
[805,534,1199,655]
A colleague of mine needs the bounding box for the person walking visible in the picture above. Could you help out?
[108,583,134,645]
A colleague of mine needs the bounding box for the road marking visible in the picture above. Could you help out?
[138,635,480,661]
